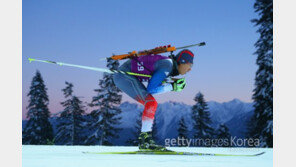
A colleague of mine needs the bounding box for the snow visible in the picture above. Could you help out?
[22,145,272,167]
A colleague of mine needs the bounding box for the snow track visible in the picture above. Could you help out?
[22,145,272,167]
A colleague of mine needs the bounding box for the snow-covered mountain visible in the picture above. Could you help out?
[207,99,254,127]
[22,99,254,145]
[116,99,254,145]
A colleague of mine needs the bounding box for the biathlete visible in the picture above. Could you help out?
[113,49,194,151]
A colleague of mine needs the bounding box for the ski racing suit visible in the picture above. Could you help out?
[113,54,179,133]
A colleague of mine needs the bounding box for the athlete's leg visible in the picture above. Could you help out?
[113,60,157,132]
[140,94,157,132]
[113,60,149,104]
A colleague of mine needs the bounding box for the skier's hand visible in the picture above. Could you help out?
[171,78,186,91]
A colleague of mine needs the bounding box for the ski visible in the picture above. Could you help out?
[82,150,265,157]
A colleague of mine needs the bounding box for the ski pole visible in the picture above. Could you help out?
[28,58,152,78]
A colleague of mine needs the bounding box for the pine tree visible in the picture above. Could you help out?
[248,0,273,147]
[216,124,231,147]
[191,92,214,147]
[85,58,122,145]
[177,116,188,147]
[126,111,142,146]
[22,70,53,145]
[55,82,86,145]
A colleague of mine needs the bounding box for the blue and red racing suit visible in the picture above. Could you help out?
[113,54,179,132]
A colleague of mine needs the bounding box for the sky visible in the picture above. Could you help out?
[22,0,259,119]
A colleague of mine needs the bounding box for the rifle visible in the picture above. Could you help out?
[109,42,206,60]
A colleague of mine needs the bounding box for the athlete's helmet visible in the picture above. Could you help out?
[175,49,194,64]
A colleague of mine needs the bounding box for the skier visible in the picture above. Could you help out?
[113,49,194,151]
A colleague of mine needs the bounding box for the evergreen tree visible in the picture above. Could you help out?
[85,58,122,145]
[55,82,86,145]
[248,0,273,147]
[22,70,53,144]
[177,116,188,147]
[216,124,231,147]
[191,92,214,147]
[126,111,142,146]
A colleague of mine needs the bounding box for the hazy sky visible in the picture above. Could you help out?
[23,0,259,119]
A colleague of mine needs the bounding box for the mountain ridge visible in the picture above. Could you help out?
[22,98,254,145]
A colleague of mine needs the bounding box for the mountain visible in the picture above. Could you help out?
[22,99,254,146]
[113,101,193,145]
[208,98,254,126]
[115,99,254,145]
[225,110,254,138]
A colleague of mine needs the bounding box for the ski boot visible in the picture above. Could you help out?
[138,131,170,152]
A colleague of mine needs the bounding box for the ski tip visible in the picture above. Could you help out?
[254,152,265,156]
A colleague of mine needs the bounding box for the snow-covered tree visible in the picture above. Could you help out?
[248,0,273,148]
[177,116,188,147]
[55,82,86,145]
[22,70,53,145]
[191,92,214,146]
[126,111,142,146]
[85,58,122,145]
[216,124,231,147]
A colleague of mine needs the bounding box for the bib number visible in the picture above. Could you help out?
[137,62,144,71]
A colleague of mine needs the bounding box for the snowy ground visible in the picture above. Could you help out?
[22,145,272,167]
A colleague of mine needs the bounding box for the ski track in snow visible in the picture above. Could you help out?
[22,145,272,167]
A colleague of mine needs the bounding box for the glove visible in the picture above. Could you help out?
[171,78,186,92]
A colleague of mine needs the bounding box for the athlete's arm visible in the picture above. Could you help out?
[147,59,173,95]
